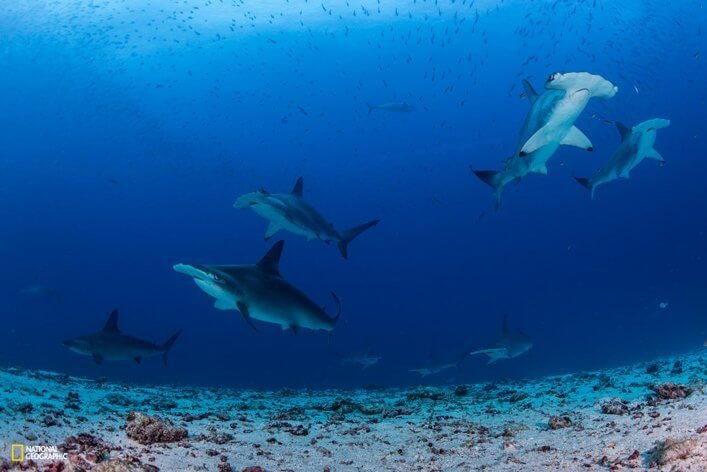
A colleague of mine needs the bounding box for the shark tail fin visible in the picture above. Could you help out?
[161,330,182,367]
[574,177,595,200]
[470,167,505,211]
[330,291,342,324]
[338,220,379,259]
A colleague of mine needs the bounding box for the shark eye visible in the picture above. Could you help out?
[210,273,222,282]
[547,73,557,83]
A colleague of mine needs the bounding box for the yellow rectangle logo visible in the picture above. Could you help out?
[11,444,25,462]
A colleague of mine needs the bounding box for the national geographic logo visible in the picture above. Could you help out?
[10,444,24,462]
[10,443,67,462]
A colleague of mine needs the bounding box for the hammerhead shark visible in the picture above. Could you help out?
[63,310,181,366]
[173,241,341,333]
[575,119,670,198]
[234,177,379,259]
[472,72,618,209]
[462,314,533,364]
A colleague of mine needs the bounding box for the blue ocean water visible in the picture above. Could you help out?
[0,0,705,390]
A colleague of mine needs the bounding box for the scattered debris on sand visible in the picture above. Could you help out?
[125,411,188,445]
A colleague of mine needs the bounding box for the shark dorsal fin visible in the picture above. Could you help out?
[616,122,631,140]
[291,177,303,197]
[522,79,539,104]
[103,309,120,333]
[501,313,510,337]
[257,240,284,276]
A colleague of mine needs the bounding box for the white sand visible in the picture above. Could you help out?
[1,352,704,471]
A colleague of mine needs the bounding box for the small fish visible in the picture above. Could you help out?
[659,302,669,310]
[366,102,416,113]
[633,84,639,94]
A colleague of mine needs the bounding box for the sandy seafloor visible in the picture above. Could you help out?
[1,352,705,471]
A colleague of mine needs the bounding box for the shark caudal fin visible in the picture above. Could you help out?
[338,220,379,259]
[161,330,182,367]
[470,167,505,211]
[330,291,342,324]
[574,177,596,200]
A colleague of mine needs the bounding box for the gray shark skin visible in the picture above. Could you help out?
[575,118,670,199]
[173,240,341,333]
[234,177,379,259]
[472,72,618,209]
[63,310,181,366]
[367,102,416,113]
[463,314,533,364]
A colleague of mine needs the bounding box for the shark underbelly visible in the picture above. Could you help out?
[247,301,332,330]
[252,205,318,240]
[194,279,235,307]
[525,142,561,174]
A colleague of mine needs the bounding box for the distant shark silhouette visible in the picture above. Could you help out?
[472,72,618,209]
[63,310,181,366]
[234,177,379,259]
[575,118,670,199]
[463,314,533,364]
[173,240,341,333]
[20,284,62,301]
[367,102,416,113]
[340,351,381,369]
[408,362,458,378]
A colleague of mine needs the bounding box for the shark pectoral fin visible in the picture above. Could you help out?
[92,354,104,365]
[236,301,258,332]
[519,126,551,156]
[644,149,665,162]
[214,299,233,310]
[264,222,280,240]
[134,357,142,364]
[291,325,300,335]
[561,126,593,151]
[531,164,548,176]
